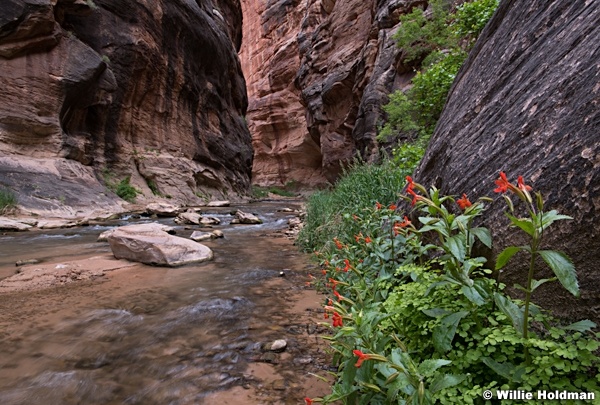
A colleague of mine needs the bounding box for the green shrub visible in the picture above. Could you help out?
[393,0,453,63]
[380,0,498,141]
[115,176,139,202]
[452,0,499,41]
[0,187,17,213]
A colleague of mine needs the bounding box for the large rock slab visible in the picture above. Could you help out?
[97,222,175,242]
[0,218,32,231]
[413,0,600,321]
[108,225,213,267]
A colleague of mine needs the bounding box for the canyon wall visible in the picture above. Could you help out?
[241,0,425,186]
[414,0,600,320]
[0,0,252,217]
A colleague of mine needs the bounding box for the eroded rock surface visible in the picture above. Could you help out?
[414,0,600,321]
[240,0,424,185]
[0,0,252,217]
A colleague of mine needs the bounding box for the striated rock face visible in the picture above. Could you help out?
[414,0,600,320]
[241,0,424,186]
[0,0,252,217]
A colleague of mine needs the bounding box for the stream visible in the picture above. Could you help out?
[0,201,329,404]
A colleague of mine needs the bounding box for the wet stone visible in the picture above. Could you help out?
[259,352,279,364]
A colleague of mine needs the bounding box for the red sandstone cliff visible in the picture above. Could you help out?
[240,0,426,186]
[0,0,252,217]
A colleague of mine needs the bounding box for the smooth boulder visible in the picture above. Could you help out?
[231,210,262,224]
[97,222,175,242]
[145,203,181,217]
[108,224,212,267]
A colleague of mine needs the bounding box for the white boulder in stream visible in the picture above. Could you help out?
[97,222,175,242]
[108,224,213,266]
[231,209,262,224]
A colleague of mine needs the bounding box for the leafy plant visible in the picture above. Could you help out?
[492,172,581,363]
[114,176,139,202]
[305,174,599,404]
[393,0,453,63]
[0,187,17,214]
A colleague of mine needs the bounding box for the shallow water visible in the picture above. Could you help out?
[0,201,326,404]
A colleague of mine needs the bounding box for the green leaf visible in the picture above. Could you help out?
[471,227,492,248]
[505,212,534,236]
[539,210,572,231]
[538,250,579,297]
[429,374,466,393]
[461,285,486,306]
[422,308,451,318]
[494,293,524,336]
[445,235,466,262]
[482,358,525,382]
[530,277,556,292]
[433,311,469,353]
[418,359,452,376]
[495,246,524,270]
[563,320,596,332]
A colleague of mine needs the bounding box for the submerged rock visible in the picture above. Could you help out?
[190,231,213,242]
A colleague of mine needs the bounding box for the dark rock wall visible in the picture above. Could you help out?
[0,0,252,213]
[414,0,600,321]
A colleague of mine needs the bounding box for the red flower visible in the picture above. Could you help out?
[328,298,333,306]
[406,176,421,205]
[332,312,343,327]
[394,216,411,235]
[334,290,343,301]
[457,193,472,210]
[324,311,329,319]
[352,350,373,368]
[375,201,382,210]
[334,238,343,249]
[354,232,363,243]
[329,277,339,290]
[343,259,350,272]
[321,269,327,275]
[305,398,313,405]
[389,204,397,211]
[494,171,513,193]
[517,176,532,192]
[364,236,372,243]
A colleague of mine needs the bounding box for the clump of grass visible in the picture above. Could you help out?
[0,187,17,214]
[298,154,419,252]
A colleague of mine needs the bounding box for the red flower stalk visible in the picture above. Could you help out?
[394,216,411,235]
[494,171,513,193]
[457,193,472,210]
[332,312,343,327]
[517,175,532,192]
[352,350,373,368]
[343,259,350,272]
[305,398,313,405]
